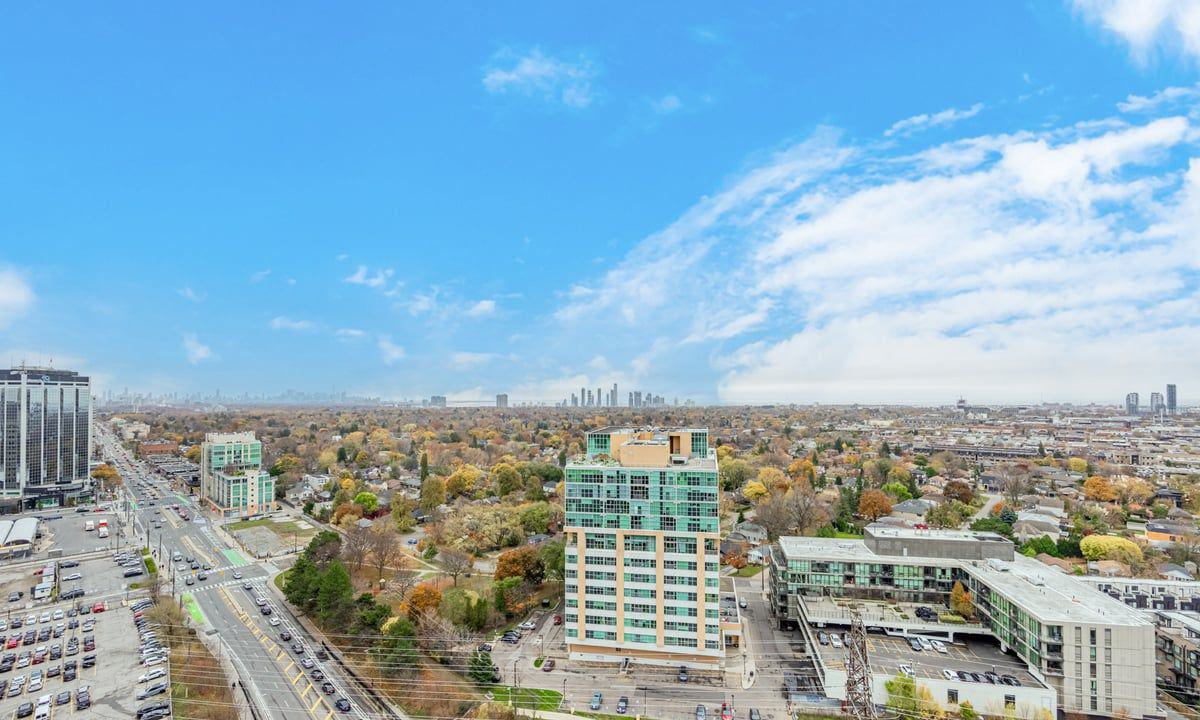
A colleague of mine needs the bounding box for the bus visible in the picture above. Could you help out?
[97,520,109,538]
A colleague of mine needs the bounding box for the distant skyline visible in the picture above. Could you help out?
[2,2,1199,405]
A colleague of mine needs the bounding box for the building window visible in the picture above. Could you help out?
[947,690,958,704]
[1004,696,1015,711]
[1089,628,1096,645]
[1104,628,1111,646]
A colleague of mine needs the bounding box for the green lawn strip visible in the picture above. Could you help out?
[181,593,206,625]
[224,518,274,531]
[733,566,763,577]
[273,570,289,591]
[486,685,562,711]
[834,531,863,539]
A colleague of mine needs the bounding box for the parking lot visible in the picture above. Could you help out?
[814,627,1040,687]
[0,590,158,719]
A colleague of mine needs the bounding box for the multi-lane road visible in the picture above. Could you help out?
[96,427,380,720]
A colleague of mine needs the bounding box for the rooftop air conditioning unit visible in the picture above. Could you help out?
[670,455,686,465]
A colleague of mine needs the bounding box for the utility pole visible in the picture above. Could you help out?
[845,610,878,720]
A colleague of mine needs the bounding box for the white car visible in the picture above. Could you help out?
[139,669,166,684]
[269,617,281,627]
[62,573,82,582]
[830,634,843,648]
[233,571,243,579]
[932,640,948,653]
[918,637,933,651]
[519,620,537,630]
[898,664,913,677]
[51,611,63,621]
[942,669,957,680]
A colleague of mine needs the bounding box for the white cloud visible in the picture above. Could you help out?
[554,97,1200,404]
[250,269,271,283]
[885,103,984,137]
[335,328,365,340]
[450,352,497,369]
[1074,0,1200,62]
[181,334,213,365]
[177,286,205,303]
[1118,83,1200,111]
[269,316,314,331]
[344,265,394,288]
[482,48,598,108]
[466,299,497,317]
[0,267,35,328]
[377,336,405,365]
[652,95,683,115]
[336,253,349,261]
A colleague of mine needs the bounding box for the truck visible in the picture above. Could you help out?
[96,520,109,539]
[83,520,95,532]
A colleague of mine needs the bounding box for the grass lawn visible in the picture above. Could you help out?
[274,569,289,591]
[533,656,545,668]
[181,594,206,625]
[486,686,562,711]
[834,531,863,539]
[733,565,763,577]
[224,518,274,531]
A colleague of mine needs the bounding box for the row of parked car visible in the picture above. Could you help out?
[130,597,172,720]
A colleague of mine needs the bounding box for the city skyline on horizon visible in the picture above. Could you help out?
[2,3,1199,405]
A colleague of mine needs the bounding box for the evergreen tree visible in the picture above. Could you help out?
[373,617,418,678]
[316,560,354,630]
[419,452,429,482]
[468,649,495,684]
[283,554,320,611]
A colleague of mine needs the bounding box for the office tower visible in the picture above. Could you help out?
[495,393,509,409]
[571,393,578,407]
[586,390,593,406]
[612,383,618,407]
[0,366,93,509]
[1168,384,1178,413]
[580,387,586,408]
[429,395,447,408]
[564,427,722,667]
[1150,392,1165,414]
[199,432,276,519]
[633,391,642,408]
[1125,392,1139,415]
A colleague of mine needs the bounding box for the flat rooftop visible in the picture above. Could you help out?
[567,454,717,471]
[590,426,707,435]
[968,554,1152,626]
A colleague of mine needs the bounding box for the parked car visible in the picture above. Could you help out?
[590,693,602,711]
[617,696,629,714]
[542,659,555,672]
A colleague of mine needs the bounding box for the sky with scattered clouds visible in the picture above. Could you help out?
[2,1,1199,405]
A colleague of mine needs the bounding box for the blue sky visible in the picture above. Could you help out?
[2,1,1199,404]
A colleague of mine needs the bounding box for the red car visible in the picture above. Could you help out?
[5,637,18,650]
[720,704,732,720]
[91,602,105,614]
[553,615,562,626]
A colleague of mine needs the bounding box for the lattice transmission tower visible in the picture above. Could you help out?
[845,610,878,720]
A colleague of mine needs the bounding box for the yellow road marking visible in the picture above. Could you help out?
[324,710,333,720]
[284,660,295,673]
[310,695,324,713]
[293,671,304,686]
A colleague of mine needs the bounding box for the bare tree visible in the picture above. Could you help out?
[997,463,1031,507]
[342,523,372,576]
[367,525,401,582]
[756,486,829,540]
[440,548,474,586]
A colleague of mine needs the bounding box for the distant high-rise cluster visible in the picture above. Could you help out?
[495,393,508,408]
[1124,384,1179,416]
[566,383,670,408]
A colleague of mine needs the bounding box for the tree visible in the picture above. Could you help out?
[942,480,973,504]
[419,451,429,481]
[342,523,372,575]
[440,549,473,586]
[316,561,354,630]
[367,525,401,581]
[998,506,1018,525]
[998,464,1030,506]
[420,474,446,510]
[742,480,769,502]
[391,497,416,532]
[959,701,978,720]
[1067,457,1089,474]
[755,485,829,539]
[304,530,343,568]
[885,675,919,718]
[538,539,565,582]
[757,467,788,491]
[926,503,965,529]
[718,459,754,491]
[91,463,122,489]
[1083,476,1117,502]
[469,649,495,684]
[1114,476,1153,506]
[950,581,974,619]
[354,491,379,514]
[880,481,912,502]
[1080,535,1143,564]
[491,463,521,497]
[445,465,483,499]
[407,583,442,620]
[494,545,545,584]
[1021,535,1058,557]
[373,616,418,678]
[970,517,1013,538]
[353,593,391,636]
[284,554,321,611]
[858,489,892,521]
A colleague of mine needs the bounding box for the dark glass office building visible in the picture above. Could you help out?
[0,367,92,509]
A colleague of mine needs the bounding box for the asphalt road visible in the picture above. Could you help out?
[96,428,378,720]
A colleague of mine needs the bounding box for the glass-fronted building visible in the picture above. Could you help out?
[200,432,276,519]
[0,366,92,509]
[564,427,723,666]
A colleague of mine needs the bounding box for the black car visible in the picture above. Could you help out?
[311,669,325,681]
[260,606,272,616]
[335,698,352,712]
[137,700,171,718]
[322,681,335,694]
[291,643,305,654]
[63,666,76,682]
[60,561,79,568]
[76,692,91,710]
[279,631,292,642]
[55,691,70,706]
[82,654,96,668]
[15,701,32,717]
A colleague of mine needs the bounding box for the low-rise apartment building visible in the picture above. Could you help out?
[199,431,276,519]
[770,527,1158,719]
[563,427,723,667]
[1154,611,1200,702]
